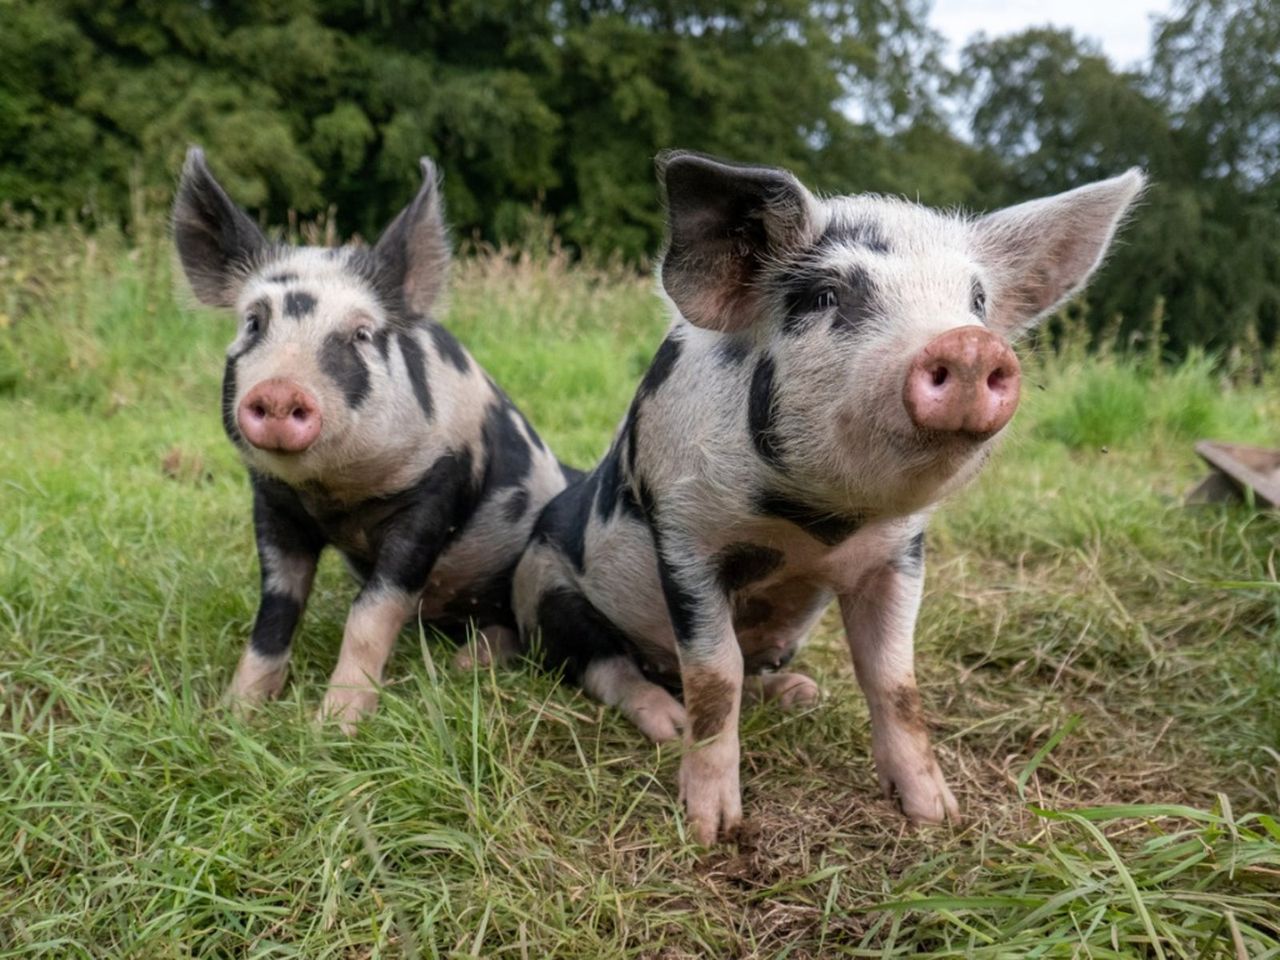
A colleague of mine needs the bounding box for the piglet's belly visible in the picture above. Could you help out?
[734,577,833,673]
[634,577,834,686]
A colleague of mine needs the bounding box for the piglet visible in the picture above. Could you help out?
[514,151,1144,843]
[173,148,573,730]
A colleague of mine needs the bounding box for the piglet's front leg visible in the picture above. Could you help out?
[316,473,464,733]
[318,583,416,733]
[677,633,745,845]
[839,561,960,825]
[654,538,745,845]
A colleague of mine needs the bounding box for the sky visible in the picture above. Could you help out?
[930,0,1178,69]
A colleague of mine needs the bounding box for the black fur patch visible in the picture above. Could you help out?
[639,491,702,647]
[535,471,601,572]
[371,328,391,365]
[397,331,434,419]
[830,267,877,336]
[592,442,643,523]
[480,398,533,491]
[821,216,890,254]
[515,408,547,452]
[534,586,635,682]
[755,490,862,545]
[716,543,784,594]
[343,247,411,327]
[221,357,242,446]
[716,335,751,366]
[283,290,317,318]
[893,531,926,576]
[245,475,327,656]
[428,322,471,373]
[320,332,371,408]
[637,335,682,399]
[503,488,530,523]
[268,272,298,284]
[624,405,641,477]
[249,592,302,657]
[748,354,784,468]
[252,473,328,558]
[361,449,478,593]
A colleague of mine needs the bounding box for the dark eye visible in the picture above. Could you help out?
[244,313,261,335]
[971,282,987,316]
[814,287,839,312]
[353,326,373,344]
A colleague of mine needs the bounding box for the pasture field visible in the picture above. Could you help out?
[2,222,1278,957]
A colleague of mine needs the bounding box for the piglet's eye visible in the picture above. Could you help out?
[244,313,261,334]
[353,326,373,344]
[814,288,839,311]
[971,283,987,316]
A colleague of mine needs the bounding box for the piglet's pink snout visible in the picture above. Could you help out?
[237,379,323,453]
[903,326,1021,436]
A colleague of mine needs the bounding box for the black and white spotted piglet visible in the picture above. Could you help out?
[173,147,573,731]
[514,152,1144,843]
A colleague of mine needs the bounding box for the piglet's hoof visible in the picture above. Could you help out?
[744,672,821,711]
[678,749,742,846]
[881,762,961,825]
[623,686,686,744]
[315,685,379,735]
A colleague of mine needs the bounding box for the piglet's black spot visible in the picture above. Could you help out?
[716,335,751,367]
[397,331,434,420]
[593,442,639,524]
[654,542,701,648]
[249,592,302,657]
[284,290,317,318]
[748,354,784,468]
[716,543,784,594]
[892,531,926,576]
[481,398,533,493]
[221,357,243,447]
[830,267,877,337]
[320,331,371,408]
[534,586,635,682]
[821,216,890,254]
[429,323,472,373]
[535,471,601,573]
[379,450,479,594]
[755,490,862,546]
[637,335,682,399]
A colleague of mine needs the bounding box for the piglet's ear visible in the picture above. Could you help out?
[172,147,268,307]
[974,170,1146,335]
[659,151,816,332]
[373,157,450,317]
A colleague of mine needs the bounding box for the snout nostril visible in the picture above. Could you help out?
[987,368,1007,391]
[290,407,308,422]
[931,366,949,388]
[250,403,267,419]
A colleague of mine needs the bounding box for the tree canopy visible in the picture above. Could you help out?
[1,0,1276,352]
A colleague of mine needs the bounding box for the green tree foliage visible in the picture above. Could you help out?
[0,0,1276,351]
[959,3,1279,353]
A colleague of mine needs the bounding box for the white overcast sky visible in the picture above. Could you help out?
[930,0,1178,69]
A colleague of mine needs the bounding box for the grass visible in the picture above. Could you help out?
[1,221,1278,957]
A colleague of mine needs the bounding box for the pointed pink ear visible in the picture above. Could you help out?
[172,146,268,307]
[974,169,1146,334]
[373,157,451,316]
[659,151,816,332]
